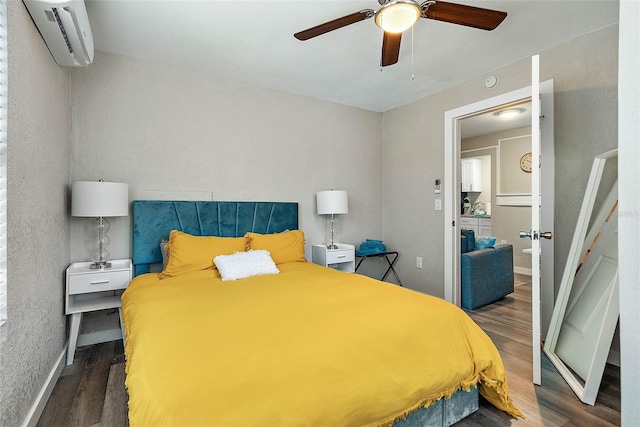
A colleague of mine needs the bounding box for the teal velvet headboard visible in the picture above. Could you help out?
[132,200,299,276]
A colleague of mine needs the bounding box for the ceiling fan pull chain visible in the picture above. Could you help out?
[380,31,384,72]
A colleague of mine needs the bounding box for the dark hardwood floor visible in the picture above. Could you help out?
[37,340,128,427]
[37,274,620,426]
[457,274,620,426]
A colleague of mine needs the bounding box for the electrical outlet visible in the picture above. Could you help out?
[501,240,507,244]
[416,257,423,269]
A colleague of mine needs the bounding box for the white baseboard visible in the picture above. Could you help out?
[514,266,532,276]
[22,345,67,427]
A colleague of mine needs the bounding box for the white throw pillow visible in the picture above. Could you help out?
[213,250,279,281]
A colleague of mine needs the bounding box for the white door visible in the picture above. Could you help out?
[528,55,543,385]
[443,65,555,387]
[519,56,555,385]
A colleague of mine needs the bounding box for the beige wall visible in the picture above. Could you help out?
[382,25,618,297]
[69,52,384,263]
[462,126,532,273]
[0,2,71,425]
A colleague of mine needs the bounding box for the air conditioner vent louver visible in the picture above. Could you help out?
[23,0,94,67]
[51,8,73,54]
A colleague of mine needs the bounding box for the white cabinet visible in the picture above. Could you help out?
[478,218,492,236]
[312,244,355,273]
[460,217,492,236]
[461,158,482,192]
[460,217,478,233]
[65,259,132,365]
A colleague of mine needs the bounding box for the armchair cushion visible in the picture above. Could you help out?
[460,229,475,253]
[461,244,514,310]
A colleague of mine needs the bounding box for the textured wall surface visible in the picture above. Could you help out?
[382,25,618,298]
[69,52,383,264]
[382,57,529,297]
[543,25,619,290]
[0,2,70,425]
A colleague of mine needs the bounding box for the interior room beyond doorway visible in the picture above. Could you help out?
[460,102,533,276]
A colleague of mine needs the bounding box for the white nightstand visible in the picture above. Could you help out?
[65,259,132,365]
[311,244,355,273]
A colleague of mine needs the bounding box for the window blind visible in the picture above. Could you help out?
[0,0,7,330]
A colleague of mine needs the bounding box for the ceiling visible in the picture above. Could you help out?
[85,0,619,113]
[461,101,531,139]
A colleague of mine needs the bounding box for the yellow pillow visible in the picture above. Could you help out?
[245,230,306,265]
[159,230,246,279]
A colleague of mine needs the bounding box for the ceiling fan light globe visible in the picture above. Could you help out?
[375,0,421,33]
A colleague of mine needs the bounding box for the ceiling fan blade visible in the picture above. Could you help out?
[294,10,374,41]
[381,32,402,67]
[424,1,507,31]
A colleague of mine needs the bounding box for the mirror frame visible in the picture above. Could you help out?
[543,148,618,404]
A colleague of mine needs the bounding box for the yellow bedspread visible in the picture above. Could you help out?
[122,262,522,426]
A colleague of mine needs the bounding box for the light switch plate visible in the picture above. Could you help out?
[435,199,442,211]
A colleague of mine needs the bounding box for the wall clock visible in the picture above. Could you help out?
[520,152,533,173]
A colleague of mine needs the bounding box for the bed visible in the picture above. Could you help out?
[122,200,523,426]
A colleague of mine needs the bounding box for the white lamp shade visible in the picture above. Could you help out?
[72,181,129,217]
[317,190,348,215]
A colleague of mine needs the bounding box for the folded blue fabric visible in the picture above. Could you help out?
[356,239,387,256]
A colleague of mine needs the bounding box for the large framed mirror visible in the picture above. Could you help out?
[544,148,618,405]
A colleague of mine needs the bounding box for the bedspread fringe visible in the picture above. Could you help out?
[477,372,525,419]
[365,374,524,427]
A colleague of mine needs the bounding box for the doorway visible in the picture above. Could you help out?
[443,82,555,336]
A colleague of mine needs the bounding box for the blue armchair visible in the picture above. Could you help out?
[460,229,514,310]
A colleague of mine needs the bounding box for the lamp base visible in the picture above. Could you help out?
[90,261,112,270]
[326,243,340,250]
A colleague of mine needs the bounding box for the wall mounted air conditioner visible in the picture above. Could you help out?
[23,0,94,67]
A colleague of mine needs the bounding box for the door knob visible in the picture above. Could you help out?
[520,230,533,239]
[520,230,552,240]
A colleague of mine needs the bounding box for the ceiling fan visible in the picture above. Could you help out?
[294,0,507,67]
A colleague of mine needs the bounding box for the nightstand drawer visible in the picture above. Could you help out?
[326,250,354,264]
[312,244,355,273]
[68,270,130,295]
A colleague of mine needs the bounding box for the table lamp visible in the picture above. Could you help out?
[72,180,129,269]
[317,190,348,249]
